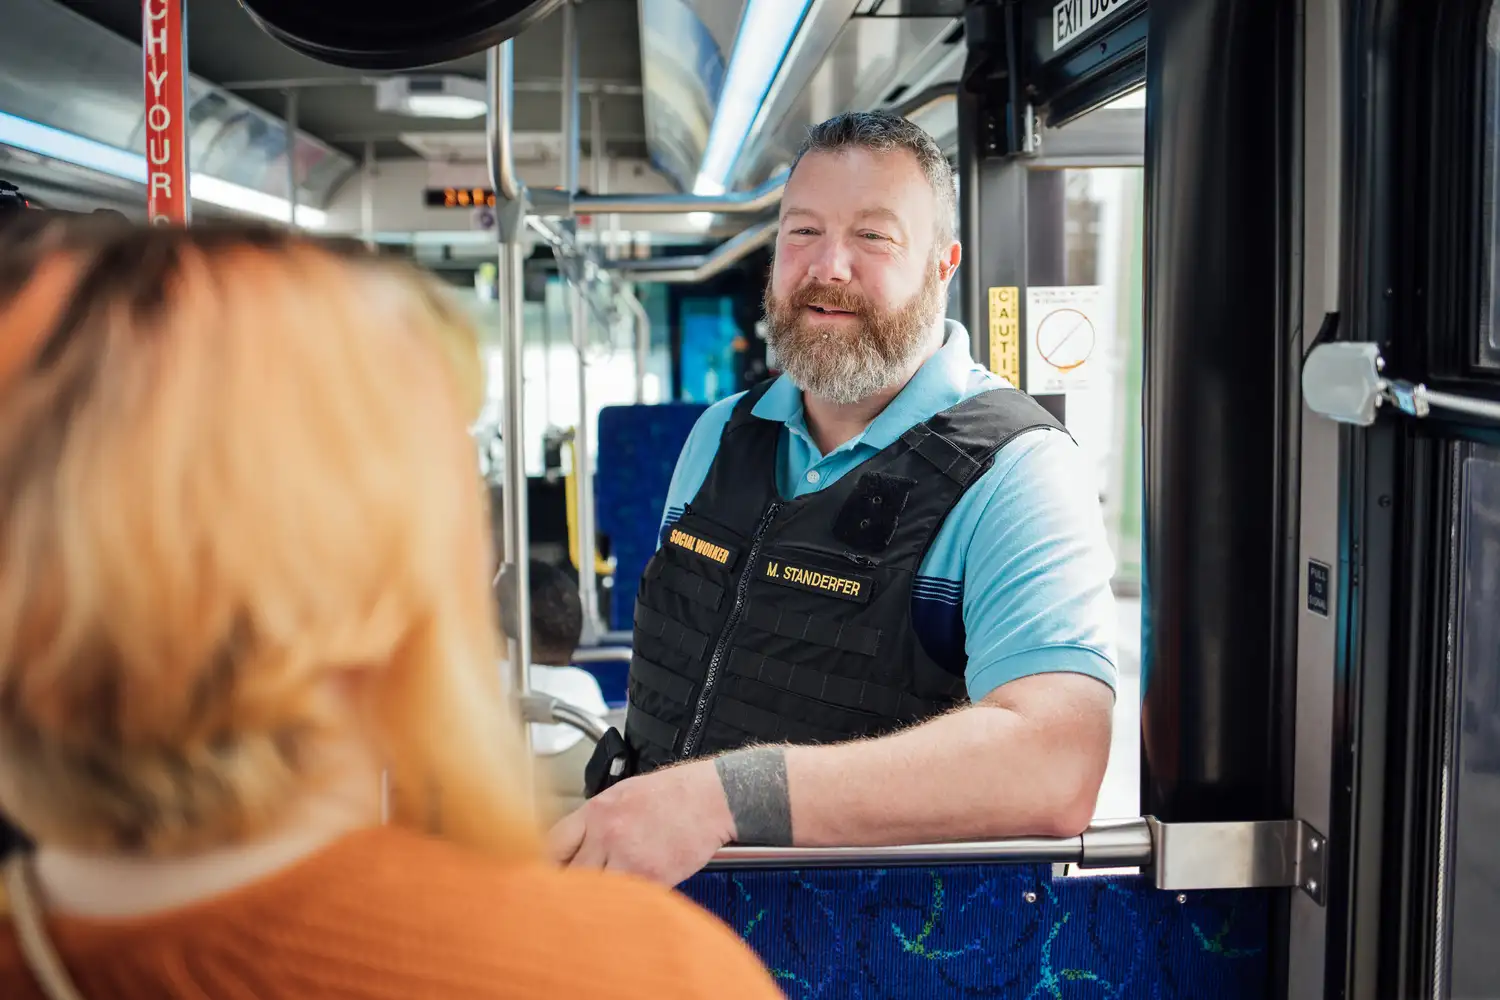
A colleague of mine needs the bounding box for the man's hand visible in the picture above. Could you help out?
[547,759,737,885]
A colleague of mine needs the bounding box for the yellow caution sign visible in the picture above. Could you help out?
[987,286,1021,386]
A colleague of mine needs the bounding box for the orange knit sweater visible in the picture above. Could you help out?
[0,827,785,1000]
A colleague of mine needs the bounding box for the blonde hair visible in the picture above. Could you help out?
[0,217,537,859]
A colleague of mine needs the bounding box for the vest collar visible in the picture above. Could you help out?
[752,318,978,456]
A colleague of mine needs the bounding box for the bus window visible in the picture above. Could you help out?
[1028,163,1145,823]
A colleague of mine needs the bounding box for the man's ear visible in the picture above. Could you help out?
[938,239,962,282]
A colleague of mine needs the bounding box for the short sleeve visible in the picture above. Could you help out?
[656,396,740,540]
[960,429,1119,701]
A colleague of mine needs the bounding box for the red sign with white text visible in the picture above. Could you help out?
[142,0,189,224]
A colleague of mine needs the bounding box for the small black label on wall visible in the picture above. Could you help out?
[1307,560,1331,617]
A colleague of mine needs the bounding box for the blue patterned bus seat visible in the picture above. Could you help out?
[596,402,709,633]
[680,865,1270,999]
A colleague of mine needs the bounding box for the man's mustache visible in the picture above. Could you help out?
[787,283,870,315]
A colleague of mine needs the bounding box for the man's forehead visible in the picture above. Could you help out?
[782,148,934,224]
[789,145,927,187]
[782,204,905,224]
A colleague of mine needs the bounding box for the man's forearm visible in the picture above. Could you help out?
[713,747,793,845]
[713,679,1112,848]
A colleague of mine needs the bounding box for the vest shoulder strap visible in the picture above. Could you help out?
[684,377,782,527]
[723,376,780,434]
[899,387,1066,487]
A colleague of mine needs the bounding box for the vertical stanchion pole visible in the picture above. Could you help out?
[284,89,300,228]
[487,43,532,753]
[361,141,376,250]
[142,0,189,225]
[562,0,602,643]
[593,92,643,404]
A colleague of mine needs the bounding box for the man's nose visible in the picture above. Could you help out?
[805,238,853,284]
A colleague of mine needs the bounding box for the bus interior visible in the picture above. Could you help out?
[3,0,1499,995]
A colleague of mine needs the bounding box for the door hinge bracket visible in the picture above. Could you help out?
[1304,342,1500,426]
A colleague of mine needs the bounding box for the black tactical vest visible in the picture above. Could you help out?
[624,378,1065,773]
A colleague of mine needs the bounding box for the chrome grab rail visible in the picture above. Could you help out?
[570,646,633,664]
[702,816,1328,901]
[606,220,779,283]
[556,171,788,217]
[705,818,1153,871]
[520,693,610,743]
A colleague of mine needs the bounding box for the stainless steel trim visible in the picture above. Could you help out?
[1149,818,1326,900]
[561,0,602,644]
[1291,0,1343,989]
[360,141,375,249]
[284,88,299,227]
[1079,817,1156,867]
[487,40,531,718]
[520,693,610,743]
[706,819,1153,871]
[570,646,634,663]
[1408,386,1500,423]
[704,815,1329,898]
[613,220,778,283]
[486,43,523,202]
[496,235,531,698]
[619,289,651,403]
[569,173,788,216]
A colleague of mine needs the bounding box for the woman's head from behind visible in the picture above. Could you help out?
[0,218,536,860]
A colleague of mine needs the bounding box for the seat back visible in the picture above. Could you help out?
[679,865,1271,998]
[595,402,709,632]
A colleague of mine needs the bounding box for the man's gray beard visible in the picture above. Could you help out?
[769,330,920,405]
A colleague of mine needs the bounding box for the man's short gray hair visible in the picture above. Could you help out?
[789,111,958,246]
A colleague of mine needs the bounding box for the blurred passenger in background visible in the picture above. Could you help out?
[494,558,611,820]
[0,217,783,1000]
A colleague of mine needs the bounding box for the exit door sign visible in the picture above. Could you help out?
[1052,0,1131,52]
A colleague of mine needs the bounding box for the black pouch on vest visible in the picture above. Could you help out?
[832,472,916,552]
[583,727,635,798]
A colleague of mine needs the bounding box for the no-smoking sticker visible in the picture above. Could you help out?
[1025,286,1110,394]
[1034,307,1096,373]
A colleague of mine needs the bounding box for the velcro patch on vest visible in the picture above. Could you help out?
[832,471,916,552]
[664,525,739,569]
[758,557,873,604]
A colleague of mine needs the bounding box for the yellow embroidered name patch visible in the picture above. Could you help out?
[666,526,735,567]
[759,558,873,603]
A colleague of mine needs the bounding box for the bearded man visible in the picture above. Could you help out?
[552,111,1118,885]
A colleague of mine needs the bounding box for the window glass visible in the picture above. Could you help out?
[1027,164,1145,823]
[1481,3,1500,358]
[467,277,669,477]
[1448,447,1500,992]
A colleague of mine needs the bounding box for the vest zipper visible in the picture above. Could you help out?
[680,499,782,758]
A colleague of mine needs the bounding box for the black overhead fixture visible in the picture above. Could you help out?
[236,0,565,70]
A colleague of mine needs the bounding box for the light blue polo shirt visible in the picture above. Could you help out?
[658,320,1118,702]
